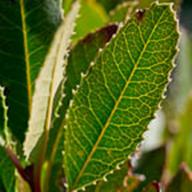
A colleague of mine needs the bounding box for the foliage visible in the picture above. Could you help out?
[0,0,184,192]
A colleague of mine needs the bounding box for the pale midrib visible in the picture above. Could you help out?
[73,9,166,189]
[20,0,32,111]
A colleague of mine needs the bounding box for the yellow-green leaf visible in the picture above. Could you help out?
[64,3,179,191]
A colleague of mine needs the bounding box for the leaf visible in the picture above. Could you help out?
[97,0,125,13]
[0,0,62,142]
[85,161,143,192]
[134,147,166,191]
[109,1,138,23]
[0,147,15,192]
[23,1,80,160]
[72,0,109,42]
[64,3,179,191]
[45,24,118,191]
[84,164,129,192]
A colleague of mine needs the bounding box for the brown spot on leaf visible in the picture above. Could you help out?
[82,24,118,44]
[101,24,118,43]
[136,9,145,21]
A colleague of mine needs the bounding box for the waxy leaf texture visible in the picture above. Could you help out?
[64,3,179,191]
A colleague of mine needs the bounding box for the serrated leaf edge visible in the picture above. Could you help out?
[0,86,11,146]
[64,2,180,191]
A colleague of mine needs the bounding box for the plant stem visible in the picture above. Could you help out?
[5,146,34,191]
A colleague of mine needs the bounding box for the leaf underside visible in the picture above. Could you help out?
[0,0,62,142]
[24,2,80,160]
[64,3,179,191]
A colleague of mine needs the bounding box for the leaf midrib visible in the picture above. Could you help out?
[20,0,32,111]
[73,8,166,189]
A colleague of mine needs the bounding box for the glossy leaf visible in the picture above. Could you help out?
[0,0,62,142]
[24,2,80,160]
[64,3,179,191]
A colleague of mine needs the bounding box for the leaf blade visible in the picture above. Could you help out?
[0,0,62,142]
[64,3,179,190]
[23,1,80,160]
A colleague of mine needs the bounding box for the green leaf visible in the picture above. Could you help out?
[64,3,179,191]
[23,2,80,160]
[109,1,138,23]
[97,0,125,13]
[134,147,166,191]
[84,162,142,192]
[0,147,15,192]
[45,24,118,191]
[0,0,62,142]
[72,0,109,42]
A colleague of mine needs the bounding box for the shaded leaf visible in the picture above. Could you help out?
[134,147,166,191]
[0,147,15,192]
[64,3,179,191]
[24,2,80,160]
[0,0,62,142]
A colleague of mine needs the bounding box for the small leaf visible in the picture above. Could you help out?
[0,0,62,142]
[64,3,179,191]
[23,1,80,160]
